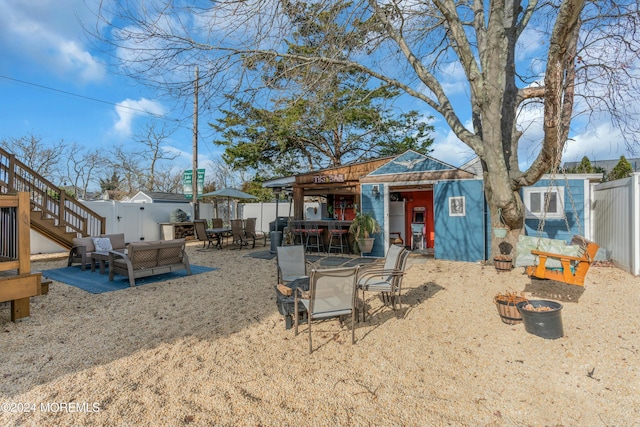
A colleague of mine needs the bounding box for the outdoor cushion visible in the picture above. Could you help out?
[73,237,96,253]
[92,237,113,253]
[515,235,581,269]
[537,240,581,269]
[102,233,126,250]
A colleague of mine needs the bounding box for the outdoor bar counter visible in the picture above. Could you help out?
[298,219,353,251]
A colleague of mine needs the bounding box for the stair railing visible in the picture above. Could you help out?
[0,148,105,241]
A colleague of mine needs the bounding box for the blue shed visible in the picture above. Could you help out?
[359,151,599,262]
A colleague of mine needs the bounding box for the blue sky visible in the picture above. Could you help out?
[0,0,212,183]
[0,0,635,189]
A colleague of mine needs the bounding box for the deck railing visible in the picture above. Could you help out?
[0,148,105,242]
[0,193,29,273]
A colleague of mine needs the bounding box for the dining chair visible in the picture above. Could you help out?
[193,219,220,249]
[244,217,266,247]
[294,265,360,353]
[230,219,254,249]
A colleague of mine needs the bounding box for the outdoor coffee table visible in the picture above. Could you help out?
[90,251,110,274]
[90,249,127,274]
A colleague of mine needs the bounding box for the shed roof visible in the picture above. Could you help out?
[129,191,189,203]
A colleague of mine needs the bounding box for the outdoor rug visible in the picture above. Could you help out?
[42,265,217,294]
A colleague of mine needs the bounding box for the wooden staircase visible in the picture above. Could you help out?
[0,148,105,249]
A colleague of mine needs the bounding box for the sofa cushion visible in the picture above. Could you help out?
[102,233,126,250]
[92,237,113,253]
[72,237,95,253]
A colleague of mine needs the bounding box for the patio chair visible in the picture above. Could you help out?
[294,265,360,353]
[193,219,220,249]
[211,218,232,245]
[276,245,314,284]
[230,219,254,249]
[244,217,267,247]
[356,245,410,321]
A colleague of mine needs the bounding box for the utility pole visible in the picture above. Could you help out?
[192,66,199,220]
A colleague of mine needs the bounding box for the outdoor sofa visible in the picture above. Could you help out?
[108,239,191,287]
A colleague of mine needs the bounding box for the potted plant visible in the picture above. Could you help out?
[494,290,526,324]
[349,212,381,254]
[494,241,513,271]
[493,254,513,271]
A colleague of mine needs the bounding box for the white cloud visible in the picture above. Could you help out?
[430,120,475,167]
[566,123,632,163]
[114,98,166,136]
[0,0,105,83]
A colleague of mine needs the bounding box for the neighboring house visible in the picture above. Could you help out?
[127,191,189,203]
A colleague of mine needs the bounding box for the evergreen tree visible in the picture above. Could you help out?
[609,156,633,180]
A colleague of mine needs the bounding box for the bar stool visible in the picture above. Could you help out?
[327,221,349,255]
[304,221,325,253]
[292,220,307,246]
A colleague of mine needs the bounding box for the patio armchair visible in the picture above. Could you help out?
[294,265,360,353]
[356,245,410,321]
[193,219,220,249]
[276,245,314,284]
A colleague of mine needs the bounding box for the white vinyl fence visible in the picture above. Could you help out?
[30,201,213,254]
[30,199,324,254]
[592,173,640,275]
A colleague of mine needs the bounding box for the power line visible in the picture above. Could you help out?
[0,74,176,121]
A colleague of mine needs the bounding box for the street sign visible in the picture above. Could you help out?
[183,169,205,199]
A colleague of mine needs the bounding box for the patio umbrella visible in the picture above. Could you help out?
[199,188,257,222]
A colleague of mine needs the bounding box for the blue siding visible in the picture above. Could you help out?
[434,180,485,261]
[361,183,386,257]
[522,179,586,242]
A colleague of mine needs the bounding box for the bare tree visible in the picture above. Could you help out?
[133,123,180,192]
[63,143,105,199]
[107,145,145,196]
[0,133,66,180]
[92,0,640,256]
[152,165,185,193]
[205,157,246,190]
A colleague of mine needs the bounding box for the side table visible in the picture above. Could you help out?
[274,277,309,330]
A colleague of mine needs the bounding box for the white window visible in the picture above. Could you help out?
[523,186,565,219]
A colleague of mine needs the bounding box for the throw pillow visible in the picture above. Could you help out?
[92,237,113,253]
